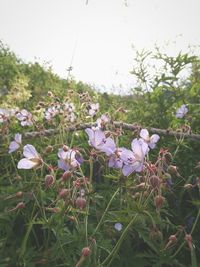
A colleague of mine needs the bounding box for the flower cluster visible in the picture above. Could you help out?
[16,109,33,126]
[85,126,160,176]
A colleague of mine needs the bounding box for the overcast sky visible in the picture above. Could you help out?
[0,0,200,93]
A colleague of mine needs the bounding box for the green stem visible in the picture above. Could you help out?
[92,187,119,237]
[100,213,138,267]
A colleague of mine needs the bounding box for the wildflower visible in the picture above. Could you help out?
[120,139,149,176]
[58,147,83,171]
[9,133,22,153]
[16,109,33,126]
[176,104,188,118]
[96,114,110,128]
[0,108,9,123]
[85,128,116,155]
[114,223,123,231]
[44,106,59,121]
[140,129,160,149]
[108,149,123,169]
[17,144,43,169]
[63,102,75,113]
[88,103,99,117]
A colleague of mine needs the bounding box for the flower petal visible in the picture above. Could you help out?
[140,129,149,141]
[15,133,22,144]
[23,144,39,159]
[17,158,38,169]
[9,141,20,153]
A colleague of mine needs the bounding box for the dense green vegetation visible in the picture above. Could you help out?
[0,41,200,267]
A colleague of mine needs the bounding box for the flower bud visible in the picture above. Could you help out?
[45,145,53,154]
[149,175,161,189]
[63,145,69,152]
[154,195,165,210]
[184,184,193,190]
[62,171,72,182]
[16,202,25,209]
[184,234,193,250]
[45,175,55,188]
[75,197,87,209]
[16,191,23,197]
[163,173,172,180]
[59,189,70,199]
[81,247,91,257]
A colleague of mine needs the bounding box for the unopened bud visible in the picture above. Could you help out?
[165,234,177,249]
[45,175,55,188]
[16,202,25,209]
[154,195,165,210]
[169,234,177,243]
[184,184,193,190]
[163,173,172,180]
[81,247,91,257]
[62,171,72,181]
[149,175,161,189]
[45,145,53,153]
[63,145,69,152]
[167,165,180,176]
[59,189,70,199]
[184,234,193,250]
[16,191,23,197]
[75,197,87,209]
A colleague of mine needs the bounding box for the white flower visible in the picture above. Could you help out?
[140,129,160,149]
[176,104,188,118]
[9,133,22,153]
[17,144,43,169]
[114,223,123,231]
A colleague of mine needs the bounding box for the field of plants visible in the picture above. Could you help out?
[0,42,200,267]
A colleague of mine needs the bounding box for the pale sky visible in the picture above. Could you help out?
[0,0,200,94]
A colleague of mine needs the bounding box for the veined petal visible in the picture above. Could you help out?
[122,165,134,176]
[100,137,116,156]
[58,159,69,171]
[9,141,20,153]
[17,158,38,169]
[15,133,22,144]
[149,134,160,149]
[23,144,39,159]
[140,129,149,141]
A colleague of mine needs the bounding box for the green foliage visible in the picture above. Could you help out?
[1,41,200,267]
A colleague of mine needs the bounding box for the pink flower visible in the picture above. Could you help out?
[140,129,160,149]
[17,145,43,169]
[9,133,22,153]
